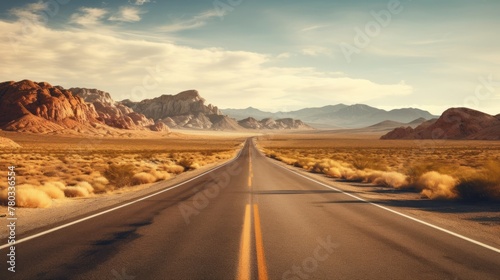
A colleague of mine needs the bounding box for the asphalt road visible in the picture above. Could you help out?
[1,138,499,279]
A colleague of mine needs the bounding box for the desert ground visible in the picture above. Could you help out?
[257,132,500,200]
[0,130,246,209]
[1,130,499,245]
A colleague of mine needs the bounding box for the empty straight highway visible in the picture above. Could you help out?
[1,139,499,279]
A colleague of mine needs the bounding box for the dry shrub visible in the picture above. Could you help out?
[0,187,52,208]
[76,181,94,194]
[417,171,458,200]
[309,158,408,188]
[104,164,135,188]
[163,164,185,174]
[92,176,111,194]
[351,156,379,170]
[152,170,171,181]
[131,172,157,185]
[190,163,201,170]
[323,162,354,179]
[406,163,437,184]
[294,157,316,170]
[93,176,110,185]
[372,171,408,188]
[64,186,90,198]
[311,160,332,173]
[177,158,194,171]
[455,161,500,201]
[38,182,66,199]
[17,188,53,208]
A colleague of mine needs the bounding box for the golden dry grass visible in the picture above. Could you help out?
[258,133,500,201]
[0,132,242,208]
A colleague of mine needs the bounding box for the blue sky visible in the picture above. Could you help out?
[0,0,499,114]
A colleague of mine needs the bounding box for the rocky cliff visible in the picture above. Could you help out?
[122,90,221,119]
[121,90,234,130]
[69,87,168,132]
[0,80,101,133]
[0,80,169,134]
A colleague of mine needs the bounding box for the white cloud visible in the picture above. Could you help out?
[301,46,332,57]
[300,25,328,32]
[276,52,292,59]
[0,17,412,111]
[70,7,108,26]
[130,0,150,5]
[9,1,49,23]
[159,9,225,32]
[109,6,143,22]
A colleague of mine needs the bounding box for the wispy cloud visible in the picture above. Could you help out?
[277,52,292,59]
[300,24,329,32]
[301,46,332,57]
[129,0,150,5]
[159,9,225,33]
[9,1,49,23]
[0,15,412,112]
[70,7,108,26]
[109,6,143,22]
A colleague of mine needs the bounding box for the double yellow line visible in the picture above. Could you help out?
[237,204,269,280]
[248,148,253,188]
[238,146,268,280]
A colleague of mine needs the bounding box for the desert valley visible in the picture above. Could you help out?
[0,79,498,229]
[0,78,499,278]
[2,0,500,278]
[1,79,499,208]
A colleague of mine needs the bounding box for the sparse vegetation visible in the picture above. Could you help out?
[258,134,500,201]
[455,161,500,201]
[104,164,135,188]
[0,134,240,208]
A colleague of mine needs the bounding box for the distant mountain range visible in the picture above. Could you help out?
[9,79,495,138]
[222,105,438,128]
[238,117,313,130]
[121,90,309,130]
[382,108,500,140]
[0,80,310,134]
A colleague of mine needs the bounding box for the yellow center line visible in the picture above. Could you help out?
[253,204,269,280]
[248,149,253,188]
[237,204,252,280]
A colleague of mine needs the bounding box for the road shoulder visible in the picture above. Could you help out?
[264,154,500,250]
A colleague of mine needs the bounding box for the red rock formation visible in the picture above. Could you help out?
[0,80,170,134]
[381,108,500,140]
[0,80,101,133]
[149,122,170,132]
[69,87,167,132]
[121,89,222,120]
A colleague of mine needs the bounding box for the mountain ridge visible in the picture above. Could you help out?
[238,117,314,130]
[381,107,500,140]
[222,105,437,128]
[0,80,170,134]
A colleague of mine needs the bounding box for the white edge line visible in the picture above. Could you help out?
[0,140,248,250]
[267,153,500,254]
